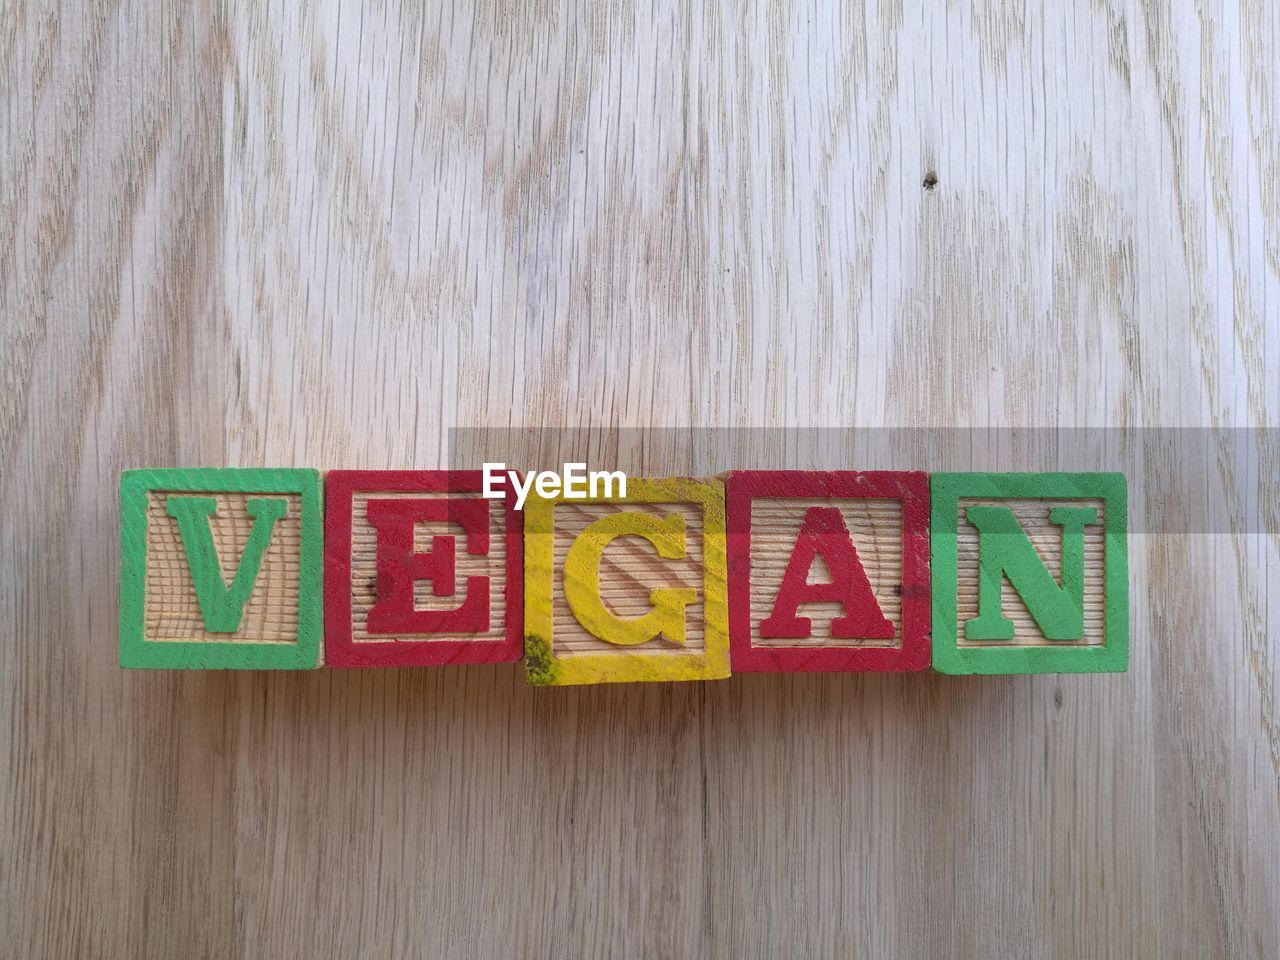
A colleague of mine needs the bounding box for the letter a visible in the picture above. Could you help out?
[759,506,894,640]
[166,496,288,632]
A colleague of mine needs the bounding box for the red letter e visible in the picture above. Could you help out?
[365,498,490,634]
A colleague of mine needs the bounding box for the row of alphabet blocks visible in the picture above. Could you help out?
[119,469,1129,679]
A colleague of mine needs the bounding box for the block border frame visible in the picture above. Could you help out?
[726,470,932,673]
[524,476,730,686]
[119,467,324,669]
[930,471,1129,675]
[323,470,524,667]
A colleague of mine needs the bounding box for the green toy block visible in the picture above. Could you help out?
[119,468,323,669]
[930,472,1128,675]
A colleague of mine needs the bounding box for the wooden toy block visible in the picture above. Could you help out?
[323,470,522,667]
[523,477,730,685]
[930,472,1128,675]
[119,468,323,669]
[726,471,931,672]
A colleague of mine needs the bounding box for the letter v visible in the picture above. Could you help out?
[165,496,288,632]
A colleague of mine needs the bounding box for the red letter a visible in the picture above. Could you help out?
[365,498,490,634]
[759,506,894,640]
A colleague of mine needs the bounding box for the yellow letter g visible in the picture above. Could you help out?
[563,512,697,646]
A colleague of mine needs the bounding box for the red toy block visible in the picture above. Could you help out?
[726,471,930,672]
[324,470,522,667]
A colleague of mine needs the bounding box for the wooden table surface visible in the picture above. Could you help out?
[3,1,1278,957]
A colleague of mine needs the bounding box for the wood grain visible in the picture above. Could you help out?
[2,0,1278,956]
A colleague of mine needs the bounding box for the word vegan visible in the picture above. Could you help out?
[119,469,1128,681]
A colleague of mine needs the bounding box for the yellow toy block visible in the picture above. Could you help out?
[523,477,730,685]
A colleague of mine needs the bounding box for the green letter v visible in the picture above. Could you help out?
[166,496,289,633]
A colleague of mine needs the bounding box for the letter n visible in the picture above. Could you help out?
[964,506,1098,641]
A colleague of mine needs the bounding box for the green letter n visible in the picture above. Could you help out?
[165,496,288,633]
[964,506,1099,642]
